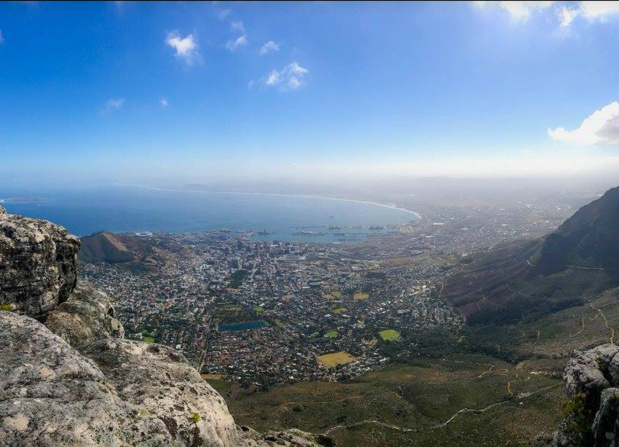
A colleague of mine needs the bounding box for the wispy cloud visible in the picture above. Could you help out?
[558,6,579,28]
[472,1,554,21]
[472,1,619,29]
[261,62,309,91]
[226,35,247,52]
[160,98,169,108]
[548,102,619,146]
[230,20,245,33]
[0,29,4,45]
[101,98,124,115]
[216,8,231,20]
[165,31,200,65]
[259,40,280,55]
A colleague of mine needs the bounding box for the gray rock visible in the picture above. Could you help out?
[552,345,619,447]
[81,339,240,447]
[592,388,619,446]
[0,204,6,214]
[0,212,79,317]
[0,311,172,446]
[45,280,125,347]
[563,345,619,397]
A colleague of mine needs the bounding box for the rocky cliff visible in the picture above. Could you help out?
[547,344,619,447]
[0,205,79,317]
[0,206,329,447]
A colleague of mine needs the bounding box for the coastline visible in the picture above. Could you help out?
[129,184,423,221]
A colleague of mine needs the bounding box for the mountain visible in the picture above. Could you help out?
[0,205,327,447]
[534,186,619,275]
[441,186,619,325]
[79,232,136,264]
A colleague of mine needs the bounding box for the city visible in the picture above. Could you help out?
[81,198,571,388]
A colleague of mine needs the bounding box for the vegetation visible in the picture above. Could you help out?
[325,330,338,339]
[379,329,401,341]
[561,393,593,444]
[189,412,201,424]
[0,304,13,311]
[230,269,249,288]
[211,357,563,447]
[317,351,355,368]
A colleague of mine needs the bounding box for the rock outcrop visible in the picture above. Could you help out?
[0,311,173,446]
[0,211,80,317]
[0,209,326,446]
[549,344,619,447]
[45,281,124,348]
[80,338,239,446]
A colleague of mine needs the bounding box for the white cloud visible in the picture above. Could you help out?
[165,31,200,65]
[474,1,619,29]
[226,35,247,52]
[230,21,245,32]
[262,62,309,91]
[548,102,619,146]
[160,98,168,108]
[558,6,579,28]
[472,1,554,21]
[556,2,619,29]
[101,98,124,115]
[217,8,231,20]
[259,41,280,55]
[579,1,619,20]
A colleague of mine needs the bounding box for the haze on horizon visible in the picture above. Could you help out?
[1,1,619,191]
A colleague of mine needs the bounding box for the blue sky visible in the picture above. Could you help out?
[1,1,619,189]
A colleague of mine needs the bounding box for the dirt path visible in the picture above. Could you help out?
[589,302,616,344]
[322,383,561,435]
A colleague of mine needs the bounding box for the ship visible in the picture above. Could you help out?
[292,231,326,236]
[328,225,342,230]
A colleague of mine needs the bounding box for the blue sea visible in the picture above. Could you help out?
[1,186,418,243]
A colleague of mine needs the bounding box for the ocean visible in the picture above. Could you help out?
[1,186,419,243]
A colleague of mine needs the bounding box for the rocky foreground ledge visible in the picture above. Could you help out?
[543,344,619,447]
[0,205,330,447]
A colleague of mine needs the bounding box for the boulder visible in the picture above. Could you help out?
[550,345,619,447]
[563,345,619,398]
[0,212,79,317]
[45,281,124,347]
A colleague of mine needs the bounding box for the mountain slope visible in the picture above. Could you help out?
[441,186,619,325]
[534,186,619,275]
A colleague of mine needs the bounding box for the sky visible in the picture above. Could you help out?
[1,1,619,189]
